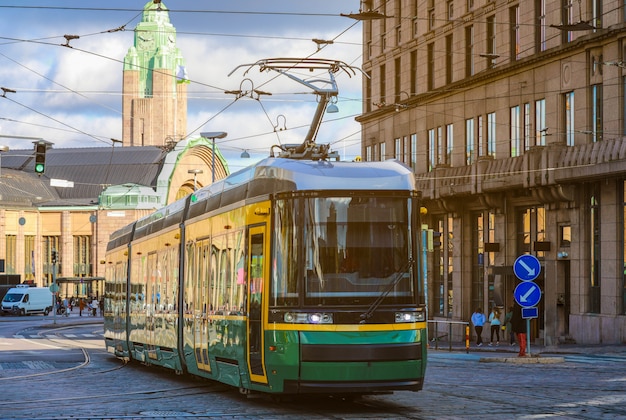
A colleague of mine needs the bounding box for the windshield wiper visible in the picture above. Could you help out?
[360,258,413,323]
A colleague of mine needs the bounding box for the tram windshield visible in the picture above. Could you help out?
[272,194,418,306]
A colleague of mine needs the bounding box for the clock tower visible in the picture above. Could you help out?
[122,1,188,147]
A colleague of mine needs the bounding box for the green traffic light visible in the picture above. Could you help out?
[35,163,45,174]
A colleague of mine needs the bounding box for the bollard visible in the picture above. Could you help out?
[465,325,470,353]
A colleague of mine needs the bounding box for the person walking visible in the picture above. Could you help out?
[510,301,527,357]
[79,298,85,316]
[488,306,501,346]
[471,308,486,347]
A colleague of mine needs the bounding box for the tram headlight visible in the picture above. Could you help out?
[395,311,425,323]
[283,312,333,324]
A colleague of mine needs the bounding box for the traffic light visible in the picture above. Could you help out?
[34,142,46,174]
[51,250,58,264]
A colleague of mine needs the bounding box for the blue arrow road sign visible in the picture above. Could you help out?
[513,254,541,281]
[514,282,541,308]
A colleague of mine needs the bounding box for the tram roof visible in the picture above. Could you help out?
[196,157,417,198]
[107,158,418,249]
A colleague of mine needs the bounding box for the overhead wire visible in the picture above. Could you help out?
[0,6,364,152]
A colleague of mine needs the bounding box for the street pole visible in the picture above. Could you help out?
[52,255,57,325]
[199,132,227,184]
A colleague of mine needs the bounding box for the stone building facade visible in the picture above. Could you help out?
[357,0,626,344]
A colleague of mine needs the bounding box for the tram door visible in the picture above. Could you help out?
[247,228,267,384]
[194,240,211,372]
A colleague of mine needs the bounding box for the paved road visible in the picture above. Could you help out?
[0,315,625,419]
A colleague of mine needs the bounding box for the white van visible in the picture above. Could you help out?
[1,285,53,315]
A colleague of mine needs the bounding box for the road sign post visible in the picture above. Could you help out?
[513,254,542,356]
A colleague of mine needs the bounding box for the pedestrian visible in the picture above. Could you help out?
[471,307,486,346]
[504,306,516,345]
[510,301,527,357]
[91,296,98,316]
[79,298,85,316]
[488,306,501,346]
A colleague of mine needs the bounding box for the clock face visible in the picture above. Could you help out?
[137,33,154,50]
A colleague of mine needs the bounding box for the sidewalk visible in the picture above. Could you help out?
[44,308,103,324]
[429,338,626,357]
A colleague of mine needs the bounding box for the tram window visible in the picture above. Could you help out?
[272,196,416,307]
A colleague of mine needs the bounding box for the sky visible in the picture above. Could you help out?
[0,1,365,171]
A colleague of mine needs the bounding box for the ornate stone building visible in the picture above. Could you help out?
[122,0,188,146]
[358,0,626,345]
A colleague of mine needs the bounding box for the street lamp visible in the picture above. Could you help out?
[0,145,8,178]
[200,131,227,183]
[188,169,203,192]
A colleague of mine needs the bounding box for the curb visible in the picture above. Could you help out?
[479,356,565,364]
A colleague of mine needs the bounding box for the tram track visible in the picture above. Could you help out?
[424,367,626,419]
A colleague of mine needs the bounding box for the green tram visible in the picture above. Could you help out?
[104,157,427,395]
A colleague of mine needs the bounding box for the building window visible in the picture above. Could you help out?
[486,15,496,68]
[43,236,60,285]
[465,25,474,77]
[446,123,454,165]
[510,5,520,61]
[592,0,602,30]
[446,215,454,316]
[411,133,417,169]
[562,0,575,43]
[366,145,372,162]
[591,84,603,142]
[24,235,35,283]
[471,212,485,313]
[428,0,435,31]
[74,235,92,278]
[394,57,401,103]
[365,76,372,113]
[438,126,444,165]
[428,128,436,171]
[487,112,496,158]
[433,216,445,316]
[410,50,418,95]
[395,137,402,160]
[379,64,386,105]
[622,76,626,136]
[564,91,575,146]
[447,0,454,20]
[446,35,453,85]
[536,0,547,52]
[403,136,409,165]
[379,141,386,161]
[428,42,435,90]
[510,105,521,157]
[477,115,484,156]
[524,103,531,151]
[535,99,547,146]
[5,235,16,275]
[590,185,601,313]
[466,118,475,165]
